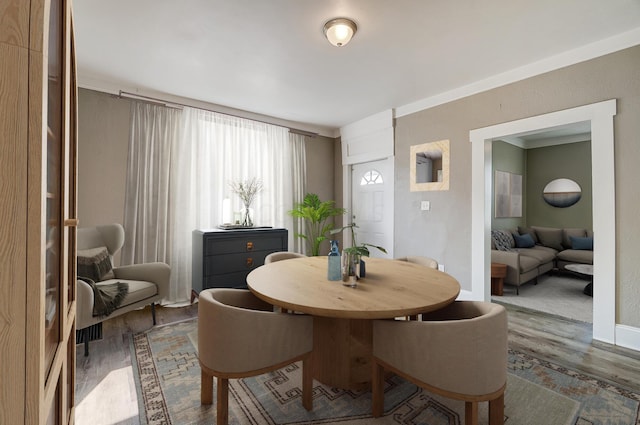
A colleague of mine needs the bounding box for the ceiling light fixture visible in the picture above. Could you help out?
[323,18,357,47]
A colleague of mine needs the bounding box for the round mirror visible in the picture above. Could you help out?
[543,178,581,207]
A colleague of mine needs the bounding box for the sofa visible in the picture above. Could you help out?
[491,226,593,294]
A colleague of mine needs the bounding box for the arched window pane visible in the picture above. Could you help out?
[360,169,383,185]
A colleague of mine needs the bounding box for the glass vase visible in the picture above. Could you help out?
[241,206,253,227]
[341,251,360,287]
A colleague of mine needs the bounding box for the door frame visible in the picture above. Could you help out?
[469,99,617,344]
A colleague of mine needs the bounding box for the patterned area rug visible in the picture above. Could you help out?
[131,319,640,425]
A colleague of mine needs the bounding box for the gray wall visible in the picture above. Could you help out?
[526,142,592,229]
[490,140,593,231]
[491,141,526,230]
[394,45,640,327]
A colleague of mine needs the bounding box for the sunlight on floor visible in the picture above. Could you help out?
[75,366,139,425]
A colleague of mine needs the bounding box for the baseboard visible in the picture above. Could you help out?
[616,324,640,352]
[459,287,640,352]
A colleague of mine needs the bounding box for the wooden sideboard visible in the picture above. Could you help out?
[192,228,288,297]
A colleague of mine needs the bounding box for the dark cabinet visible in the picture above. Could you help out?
[192,228,288,293]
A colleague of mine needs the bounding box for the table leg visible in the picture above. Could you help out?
[312,317,372,391]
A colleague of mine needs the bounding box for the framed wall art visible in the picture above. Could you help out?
[495,170,522,218]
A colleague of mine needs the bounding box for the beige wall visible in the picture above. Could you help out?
[394,45,640,327]
[77,88,338,249]
[78,89,131,228]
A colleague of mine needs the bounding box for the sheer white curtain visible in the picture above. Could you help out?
[167,107,306,303]
[122,102,182,266]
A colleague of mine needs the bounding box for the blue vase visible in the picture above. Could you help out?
[327,240,341,281]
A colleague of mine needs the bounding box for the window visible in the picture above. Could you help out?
[360,169,383,185]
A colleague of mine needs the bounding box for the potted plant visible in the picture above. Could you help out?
[230,177,263,227]
[331,223,387,280]
[288,193,345,256]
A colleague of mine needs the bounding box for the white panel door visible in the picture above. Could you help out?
[351,158,394,258]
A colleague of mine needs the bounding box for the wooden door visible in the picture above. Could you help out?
[351,158,394,258]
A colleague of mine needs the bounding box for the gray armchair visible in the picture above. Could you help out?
[76,223,170,355]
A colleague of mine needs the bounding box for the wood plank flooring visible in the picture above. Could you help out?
[74,303,640,425]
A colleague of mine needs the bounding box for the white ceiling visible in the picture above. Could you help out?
[74,0,640,134]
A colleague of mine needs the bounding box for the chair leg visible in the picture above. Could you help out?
[465,401,478,425]
[151,302,157,325]
[488,393,505,425]
[302,353,313,411]
[217,377,229,425]
[201,370,213,404]
[372,359,385,417]
[83,328,90,357]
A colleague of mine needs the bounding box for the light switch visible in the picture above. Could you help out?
[421,201,430,211]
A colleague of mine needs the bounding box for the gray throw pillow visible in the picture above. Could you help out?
[491,230,515,251]
[77,246,115,281]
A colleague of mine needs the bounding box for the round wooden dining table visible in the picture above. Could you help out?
[247,256,460,390]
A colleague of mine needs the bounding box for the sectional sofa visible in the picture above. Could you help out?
[491,226,593,294]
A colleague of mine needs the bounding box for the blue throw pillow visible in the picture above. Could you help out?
[571,236,593,250]
[514,233,535,248]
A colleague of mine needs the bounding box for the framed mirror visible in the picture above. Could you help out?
[410,139,450,191]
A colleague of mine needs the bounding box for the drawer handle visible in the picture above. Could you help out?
[246,241,254,251]
[246,257,254,267]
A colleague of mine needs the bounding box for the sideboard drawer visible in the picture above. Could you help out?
[204,251,270,275]
[204,235,285,255]
[192,228,288,293]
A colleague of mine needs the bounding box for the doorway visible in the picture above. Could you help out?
[470,100,617,344]
[349,158,394,258]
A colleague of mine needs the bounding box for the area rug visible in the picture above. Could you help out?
[131,319,640,425]
[492,273,593,323]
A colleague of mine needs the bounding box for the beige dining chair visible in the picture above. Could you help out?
[372,301,507,425]
[395,256,439,320]
[264,251,306,264]
[264,251,306,313]
[198,288,314,425]
[395,255,439,269]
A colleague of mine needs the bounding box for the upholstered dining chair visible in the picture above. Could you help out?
[264,251,306,264]
[198,288,314,425]
[264,251,307,313]
[395,256,439,320]
[76,223,170,356]
[395,255,439,269]
[371,301,508,425]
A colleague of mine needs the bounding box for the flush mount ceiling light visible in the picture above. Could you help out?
[323,18,357,47]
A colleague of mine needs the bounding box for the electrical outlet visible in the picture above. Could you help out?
[438,264,445,272]
[420,201,430,211]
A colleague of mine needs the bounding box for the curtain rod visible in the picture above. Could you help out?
[118,91,318,138]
